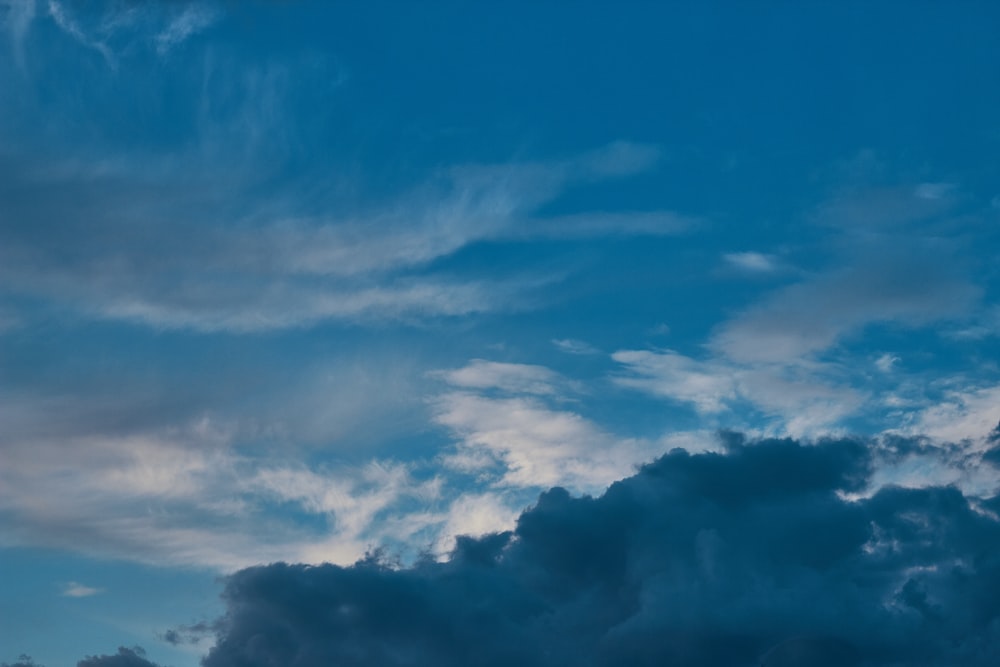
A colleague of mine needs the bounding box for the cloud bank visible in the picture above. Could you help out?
[194,433,1000,667]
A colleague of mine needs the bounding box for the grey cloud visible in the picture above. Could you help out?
[1,656,43,667]
[161,620,218,647]
[711,243,979,363]
[200,432,1000,667]
[0,141,671,332]
[812,184,956,230]
[77,647,162,667]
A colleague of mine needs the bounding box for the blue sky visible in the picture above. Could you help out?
[2,2,1000,666]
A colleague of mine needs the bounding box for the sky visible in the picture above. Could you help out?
[2,1,1000,665]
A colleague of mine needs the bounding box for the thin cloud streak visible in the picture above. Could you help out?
[0,143,677,333]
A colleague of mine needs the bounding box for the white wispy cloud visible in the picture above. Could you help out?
[611,349,863,437]
[612,349,736,414]
[61,581,103,597]
[47,1,113,65]
[875,353,899,373]
[250,461,439,536]
[155,4,217,55]
[811,183,956,229]
[0,417,441,570]
[552,338,600,355]
[433,391,653,492]
[722,251,779,273]
[608,175,986,438]
[0,141,676,332]
[433,359,564,396]
[2,0,36,66]
[710,244,978,364]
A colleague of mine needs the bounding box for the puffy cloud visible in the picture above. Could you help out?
[199,433,1000,667]
[901,384,1000,446]
[433,391,651,491]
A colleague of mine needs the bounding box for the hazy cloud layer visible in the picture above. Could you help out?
[199,434,1000,667]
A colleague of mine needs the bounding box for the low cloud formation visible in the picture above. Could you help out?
[1,647,163,667]
[200,433,1000,667]
[77,647,163,667]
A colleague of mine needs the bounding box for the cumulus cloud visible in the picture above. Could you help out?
[198,433,1000,667]
[900,384,1000,445]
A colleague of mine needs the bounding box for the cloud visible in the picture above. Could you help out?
[575,140,661,178]
[710,245,978,364]
[900,384,1000,446]
[609,174,988,439]
[46,1,113,65]
[723,251,779,273]
[0,414,449,570]
[5,1,221,69]
[248,460,441,554]
[2,0,35,66]
[875,353,899,372]
[0,142,673,332]
[1,656,43,667]
[61,581,102,598]
[154,4,217,55]
[552,338,600,355]
[811,184,956,229]
[198,434,1000,667]
[522,211,693,240]
[433,391,652,492]
[77,647,163,667]
[612,349,737,414]
[612,349,863,436]
[434,359,564,395]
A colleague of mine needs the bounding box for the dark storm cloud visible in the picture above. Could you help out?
[199,433,1000,667]
[4,647,166,667]
[76,647,163,667]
